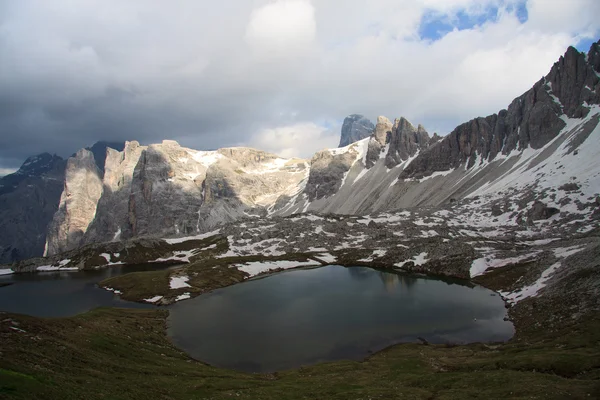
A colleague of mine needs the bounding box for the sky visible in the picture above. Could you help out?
[0,0,599,175]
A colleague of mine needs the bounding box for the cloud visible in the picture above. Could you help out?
[248,122,340,159]
[0,0,598,169]
[0,167,17,177]
[245,0,317,52]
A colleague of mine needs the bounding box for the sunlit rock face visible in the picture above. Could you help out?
[45,149,103,256]
[45,140,311,253]
[83,141,146,244]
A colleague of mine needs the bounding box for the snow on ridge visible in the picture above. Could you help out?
[316,253,337,263]
[352,168,368,185]
[241,157,299,175]
[189,150,223,167]
[175,293,191,302]
[553,246,586,259]
[395,252,429,268]
[164,229,221,244]
[359,249,387,262]
[153,249,198,263]
[144,295,163,303]
[500,262,562,304]
[233,260,319,277]
[99,253,124,266]
[0,269,14,275]
[412,168,456,183]
[467,105,600,200]
[170,275,191,289]
[470,252,541,278]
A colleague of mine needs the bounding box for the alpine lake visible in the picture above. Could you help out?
[0,264,513,373]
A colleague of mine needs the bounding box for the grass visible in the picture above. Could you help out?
[0,306,599,399]
[2,237,600,399]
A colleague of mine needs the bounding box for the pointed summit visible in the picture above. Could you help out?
[339,114,375,147]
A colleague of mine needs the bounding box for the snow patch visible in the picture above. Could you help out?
[170,275,191,289]
[234,260,319,277]
[500,262,562,304]
[175,293,191,302]
[144,296,163,303]
[470,252,541,278]
[165,229,221,244]
[395,252,429,268]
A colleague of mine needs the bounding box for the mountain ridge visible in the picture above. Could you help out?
[1,40,599,261]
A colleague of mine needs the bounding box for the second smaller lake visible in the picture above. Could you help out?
[0,264,175,317]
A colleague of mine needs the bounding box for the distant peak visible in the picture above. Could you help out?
[339,115,375,147]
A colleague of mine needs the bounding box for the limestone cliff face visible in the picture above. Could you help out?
[304,145,364,202]
[385,118,431,169]
[45,149,103,256]
[83,141,146,244]
[44,140,310,251]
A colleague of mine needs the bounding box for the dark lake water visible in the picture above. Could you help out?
[0,264,174,317]
[168,265,514,373]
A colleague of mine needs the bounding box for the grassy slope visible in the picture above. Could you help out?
[2,234,599,399]
[1,305,599,399]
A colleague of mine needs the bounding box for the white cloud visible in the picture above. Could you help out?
[248,122,339,158]
[245,0,317,52]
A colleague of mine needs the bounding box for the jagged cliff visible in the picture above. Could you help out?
[43,140,309,255]
[277,41,600,215]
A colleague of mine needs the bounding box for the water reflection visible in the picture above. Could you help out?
[169,265,514,373]
[0,264,176,317]
[377,271,417,292]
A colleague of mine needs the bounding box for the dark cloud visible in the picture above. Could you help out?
[1,0,598,170]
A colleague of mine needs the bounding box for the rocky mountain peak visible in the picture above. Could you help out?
[545,42,600,119]
[16,153,63,176]
[0,153,65,198]
[384,116,431,169]
[86,141,126,178]
[339,114,375,147]
[401,40,600,181]
[373,116,393,146]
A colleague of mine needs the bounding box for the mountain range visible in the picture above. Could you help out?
[1,40,599,264]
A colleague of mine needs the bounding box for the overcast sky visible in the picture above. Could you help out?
[0,0,599,174]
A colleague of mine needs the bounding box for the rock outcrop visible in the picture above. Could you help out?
[385,118,431,169]
[45,149,104,256]
[338,114,374,147]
